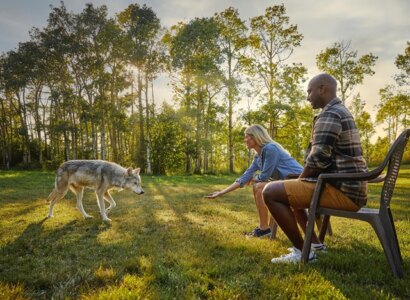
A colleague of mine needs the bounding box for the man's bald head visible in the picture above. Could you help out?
[309,73,337,94]
[306,73,338,109]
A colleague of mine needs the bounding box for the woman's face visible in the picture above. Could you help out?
[244,134,256,150]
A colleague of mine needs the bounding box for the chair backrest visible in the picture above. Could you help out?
[379,129,410,208]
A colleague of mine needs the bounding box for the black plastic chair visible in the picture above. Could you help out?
[301,129,410,278]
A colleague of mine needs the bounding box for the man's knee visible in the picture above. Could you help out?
[263,181,287,205]
[262,182,276,204]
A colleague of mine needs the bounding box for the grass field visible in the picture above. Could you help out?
[0,166,409,299]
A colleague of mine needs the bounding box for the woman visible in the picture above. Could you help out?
[205,124,303,237]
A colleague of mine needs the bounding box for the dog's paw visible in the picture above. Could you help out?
[47,214,54,218]
[84,215,94,219]
[102,217,112,222]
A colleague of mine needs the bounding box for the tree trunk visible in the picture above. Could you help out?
[14,90,31,164]
[33,86,43,164]
[92,122,97,159]
[203,88,213,174]
[194,89,203,174]
[69,104,77,160]
[227,55,234,173]
[144,73,152,174]
[0,99,10,169]
[137,70,145,171]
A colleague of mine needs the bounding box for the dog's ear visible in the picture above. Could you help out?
[127,167,133,176]
[134,168,140,175]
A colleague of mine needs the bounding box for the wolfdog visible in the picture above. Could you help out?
[47,160,144,222]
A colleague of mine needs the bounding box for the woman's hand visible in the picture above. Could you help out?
[205,191,222,198]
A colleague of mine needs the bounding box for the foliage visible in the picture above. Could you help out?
[349,94,375,163]
[376,85,410,145]
[1,168,410,298]
[214,7,248,173]
[150,103,185,175]
[246,5,305,138]
[316,40,378,104]
[394,41,410,87]
[0,3,406,175]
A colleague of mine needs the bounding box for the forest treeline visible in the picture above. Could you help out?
[0,3,409,174]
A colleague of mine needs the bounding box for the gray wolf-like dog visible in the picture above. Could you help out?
[47,160,144,222]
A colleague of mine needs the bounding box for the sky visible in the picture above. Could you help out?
[0,0,409,132]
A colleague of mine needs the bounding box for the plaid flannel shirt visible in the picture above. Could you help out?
[304,97,368,207]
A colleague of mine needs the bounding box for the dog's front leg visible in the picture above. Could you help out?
[96,191,111,222]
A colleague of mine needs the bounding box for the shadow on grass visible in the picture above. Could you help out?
[1,169,410,298]
[308,238,410,298]
[0,217,113,298]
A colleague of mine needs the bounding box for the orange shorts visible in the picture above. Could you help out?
[283,179,360,212]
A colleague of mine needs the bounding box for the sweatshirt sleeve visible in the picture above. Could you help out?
[235,156,259,187]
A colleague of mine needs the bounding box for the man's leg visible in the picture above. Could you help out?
[293,209,321,245]
[253,182,270,230]
[263,181,304,250]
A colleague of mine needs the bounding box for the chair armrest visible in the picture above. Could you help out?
[368,175,386,183]
[317,169,382,182]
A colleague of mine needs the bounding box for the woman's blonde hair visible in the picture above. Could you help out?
[245,124,274,146]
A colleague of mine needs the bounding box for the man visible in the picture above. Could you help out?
[263,73,367,263]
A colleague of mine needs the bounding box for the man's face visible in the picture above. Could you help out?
[306,81,323,109]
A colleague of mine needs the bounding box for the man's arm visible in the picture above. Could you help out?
[303,111,342,178]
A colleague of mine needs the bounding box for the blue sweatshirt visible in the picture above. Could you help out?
[236,142,303,187]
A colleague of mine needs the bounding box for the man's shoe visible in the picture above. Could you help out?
[245,227,272,238]
[271,247,316,264]
[311,243,327,253]
[287,243,326,253]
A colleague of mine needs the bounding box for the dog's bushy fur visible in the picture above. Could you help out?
[47,160,144,221]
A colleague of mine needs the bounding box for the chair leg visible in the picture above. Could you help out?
[371,218,403,278]
[326,218,333,236]
[388,209,402,263]
[301,212,316,263]
[318,215,331,243]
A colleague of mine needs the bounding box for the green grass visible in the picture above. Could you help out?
[0,167,409,299]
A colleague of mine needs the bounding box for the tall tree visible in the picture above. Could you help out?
[247,4,304,138]
[316,40,378,104]
[100,19,130,163]
[0,55,12,168]
[40,2,77,161]
[21,40,48,164]
[164,17,222,174]
[214,7,248,173]
[2,45,36,164]
[117,3,161,173]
